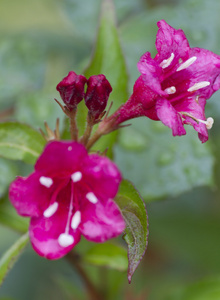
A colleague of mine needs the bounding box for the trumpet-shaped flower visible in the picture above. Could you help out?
[9,141,125,259]
[114,20,220,142]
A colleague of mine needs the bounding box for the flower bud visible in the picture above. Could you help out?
[85,74,112,119]
[56,71,87,111]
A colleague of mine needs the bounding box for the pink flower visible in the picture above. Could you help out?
[9,141,125,259]
[114,20,220,142]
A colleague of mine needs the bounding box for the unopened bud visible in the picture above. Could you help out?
[56,71,87,111]
[85,75,112,119]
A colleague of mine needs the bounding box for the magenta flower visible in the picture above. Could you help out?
[9,141,125,259]
[114,20,220,142]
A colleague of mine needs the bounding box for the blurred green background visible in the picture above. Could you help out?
[1,0,220,299]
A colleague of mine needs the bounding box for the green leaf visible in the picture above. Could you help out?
[83,242,128,271]
[115,119,214,201]
[0,158,18,198]
[0,232,29,286]
[115,179,148,283]
[0,122,46,164]
[77,0,128,156]
[0,197,28,233]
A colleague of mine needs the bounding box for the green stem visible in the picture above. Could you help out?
[80,113,94,146]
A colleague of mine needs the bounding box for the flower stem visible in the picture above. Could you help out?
[66,252,103,300]
[86,130,103,150]
[80,113,94,146]
[69,108,78,141]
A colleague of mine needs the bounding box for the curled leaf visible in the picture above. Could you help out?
[115,179,148,283]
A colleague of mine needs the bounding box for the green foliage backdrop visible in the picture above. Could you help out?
[1,0,220,299]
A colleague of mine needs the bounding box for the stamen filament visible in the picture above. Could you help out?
[180,112,214,129]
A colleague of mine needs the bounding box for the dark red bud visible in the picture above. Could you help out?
[56,71,87,111]
[85,74,112,118]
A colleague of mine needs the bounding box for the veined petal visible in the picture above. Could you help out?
[156,98,186,136]
[80,198,125,242]
[9,172,53,217]
[35,141,87,177]
[156,20,189,63]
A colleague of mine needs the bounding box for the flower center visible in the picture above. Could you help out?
[161,54,211,104]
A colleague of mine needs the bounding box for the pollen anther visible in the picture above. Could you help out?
[43,202,58,218]
[39,176,53,188]
[58,233,74,247]
[188,81,210,92]
[86,192,98,204]
[164,86,176,94]
[71,171,82,182]
[177,56,197,71]
[160,53,174,69]
[71,211,81,229]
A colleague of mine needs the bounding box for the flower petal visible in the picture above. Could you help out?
[29,217,80,260]
[35,141,87,177]
[156,98,186,136]
[29,183,81,259]
[156,20,189,63]
[186,48,220,99]
[83,154,121,199]
[9,172,53,217]
[174,96,208,143]
[80,198,125,242]
[137,52,165,96]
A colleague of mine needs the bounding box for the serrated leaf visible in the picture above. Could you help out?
[77,0,128,156]
[0,232,29,286]
[83,242,128,271]
[0,122,46,164]
[115,119,214,201]
[115,179,148,283]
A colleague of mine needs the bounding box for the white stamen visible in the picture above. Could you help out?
[39,176,53,188]
[58,233,74,247]
[164,86,176,94]
[177,56,197,71]
[199,117,214,129]
[71,211,81,229]
[68,146,72,151]
[86,192,98,204]
[71,171,82,182]
[180,112,214,130]
[160,53,174,69]
[188,81,210,92]
[43,202,58,218]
